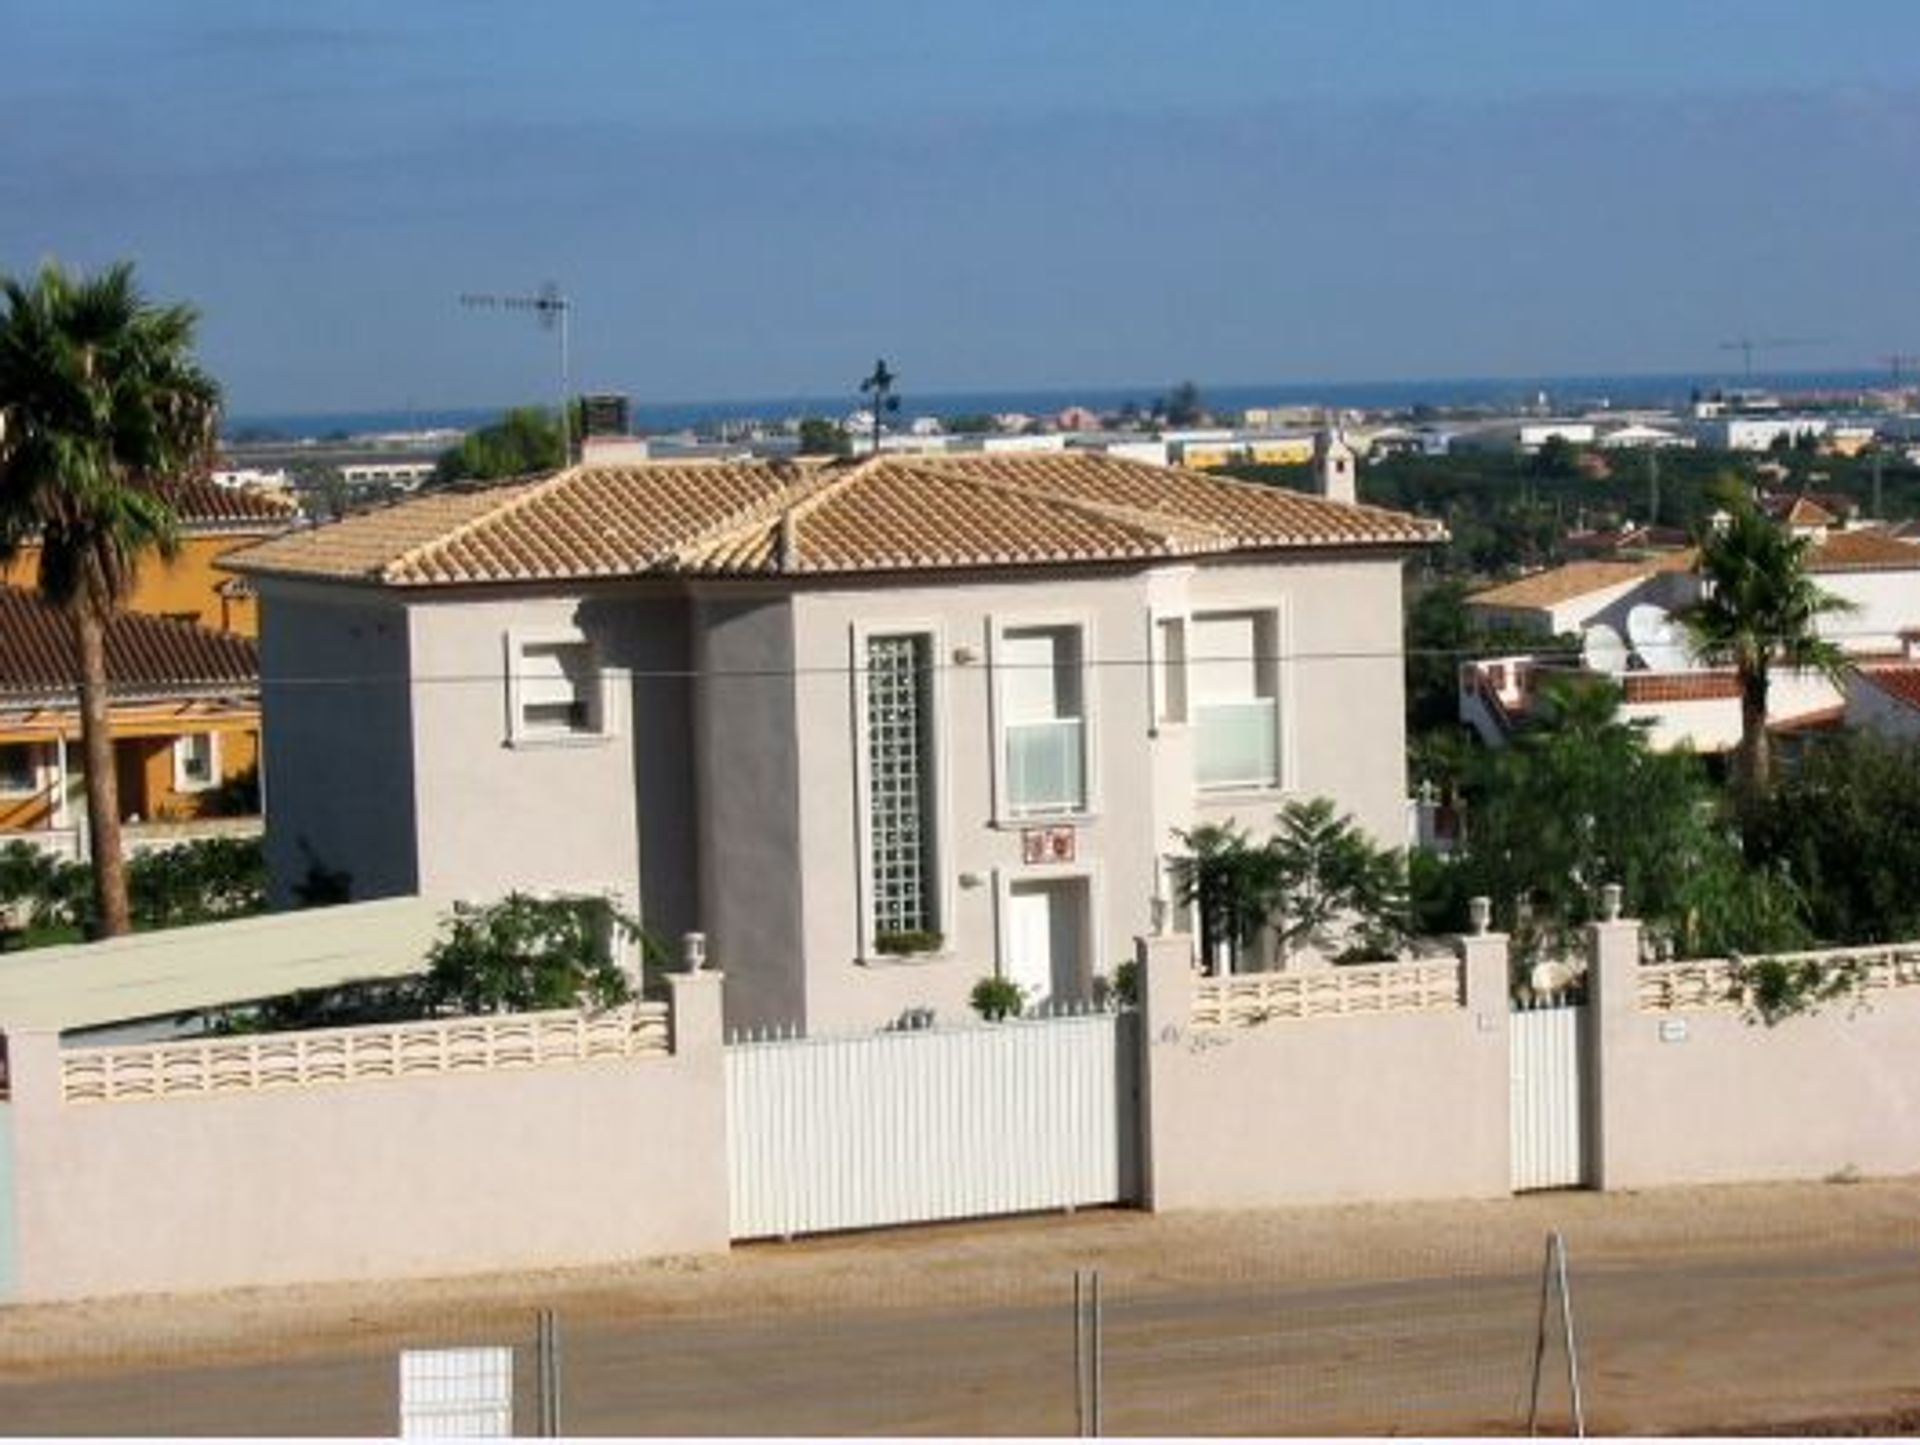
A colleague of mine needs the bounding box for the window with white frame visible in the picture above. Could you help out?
[1154,615,1188,727]
[865,632,939,943]
[1190,610,1280,790]
[0,743,39,797]
[1000,623,1088,816]
[173,733,218,793]
[508,633,606,741]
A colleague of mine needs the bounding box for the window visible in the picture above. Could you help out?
[1000,624,1087,816]
[507,633,606,742]
[0,743,38,797]
[173,733,218,793]
[1154,616,1188,726]
[865,632,939,944]
[1191,610,1280,790]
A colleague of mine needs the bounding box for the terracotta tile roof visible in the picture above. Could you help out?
[0,587,257,705]
[1856,665,1920,712]
[1760,491,1854,527]
[224,453,1441,587]
[1469,553,1694,611]
[1806,528,1920,572]
[1621,672,1740,704]
[155,478,299,531]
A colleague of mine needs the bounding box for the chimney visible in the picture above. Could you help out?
[1313,424,1357,506]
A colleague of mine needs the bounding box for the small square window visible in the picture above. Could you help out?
[509,634,606,742]
[173,733,218,793]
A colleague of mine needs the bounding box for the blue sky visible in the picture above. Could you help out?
[7,1,1919,414]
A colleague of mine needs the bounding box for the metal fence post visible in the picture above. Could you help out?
[536,1308,562,1437]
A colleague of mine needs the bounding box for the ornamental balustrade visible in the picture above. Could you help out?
[59,1002,672,1104]
[1637,943,1920,1013]
[1190,959,1464,1030]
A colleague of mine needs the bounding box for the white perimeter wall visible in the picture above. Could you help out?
[1589,924,1920,1190]
[1134,936,1512,1210]
[4,976,727,1302]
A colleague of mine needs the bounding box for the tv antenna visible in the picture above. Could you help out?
[1717,334,1822,382]
[459,282,574,463]
[859,358,901,456]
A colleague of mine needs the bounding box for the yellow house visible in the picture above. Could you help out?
[0,588,260,837]
[0,479,296,640]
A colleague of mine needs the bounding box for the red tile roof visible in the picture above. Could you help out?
[1858,666,1920,712]
[224,452,1442,587]
[156,478,299,531]
[1621,672,1741,704]
[1806,528,1920,572]
[0,587,257,705]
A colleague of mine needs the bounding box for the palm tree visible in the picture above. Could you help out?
[0,262,220,935]
[1681,504,1853,799]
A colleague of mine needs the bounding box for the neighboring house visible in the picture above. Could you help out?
[0,478,297,640]
[1462,523,1920,753]
[1847,644,1920,741]
[227,451,1440,1032]
[0,586,260,844]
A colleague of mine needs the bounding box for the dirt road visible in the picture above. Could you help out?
[3,1177,1920,1435]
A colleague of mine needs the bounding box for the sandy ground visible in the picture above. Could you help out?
[4,1176,1920,1433]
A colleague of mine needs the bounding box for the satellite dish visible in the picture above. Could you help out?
[1581,623,1630,677]
[1627,603,1691,672]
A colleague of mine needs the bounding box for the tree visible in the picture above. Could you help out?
[1266,798,1408,962]
[796,416,851,457]
[1169,822,1279,972]
[1453,677,1726,958]
[1746,730,1920,945]
[1162,380,1206,428]
[1171,802,1408,971]
[1680,504,1853,797]
[0,261,219,936]
[433,405,564,483]
[423,893,638,1014]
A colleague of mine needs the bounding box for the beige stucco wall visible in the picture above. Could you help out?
[1589,923,1920,1190]
[776,553,1413,1035]
[263,549,1416,1037]
[1135,934,1512,1211]
[4,975,727,1302]
[259,580,420,905]
[404,590,650,910]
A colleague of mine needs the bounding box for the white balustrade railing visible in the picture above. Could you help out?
[1638,943,1920,1013]
[1191,960,1463,1029]
[61,1002,672,1104]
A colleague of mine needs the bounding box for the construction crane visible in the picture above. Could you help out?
[1717,335,1823,381]
[1878,353,1920,386]
[459,282,574,462]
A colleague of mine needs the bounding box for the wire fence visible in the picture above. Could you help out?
[3,1208,1920,1436]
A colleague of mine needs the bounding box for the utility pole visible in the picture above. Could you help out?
[459,282,574,464]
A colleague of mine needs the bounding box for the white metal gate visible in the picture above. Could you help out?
[1509,1000,1589,1191]
[726,1009,1137,1239]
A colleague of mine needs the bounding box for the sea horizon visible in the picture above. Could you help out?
[225,366,1905,443]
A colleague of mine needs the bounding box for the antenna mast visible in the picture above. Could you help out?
[459,282,574,463]
[859,358,900,456]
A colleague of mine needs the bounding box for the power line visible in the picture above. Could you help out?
[241,629,1917,690]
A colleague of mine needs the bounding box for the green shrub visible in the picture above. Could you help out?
[873,929,943,956]
[969,975,1025,1022]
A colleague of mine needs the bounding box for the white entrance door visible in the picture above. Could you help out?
[1005,879,1086,1012]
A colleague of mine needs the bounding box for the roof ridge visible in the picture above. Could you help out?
[376,470,571,582]
[663,457,868,569]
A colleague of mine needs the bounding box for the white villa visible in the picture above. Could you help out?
[228,450,1440,1032]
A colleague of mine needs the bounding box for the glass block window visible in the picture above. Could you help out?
[866,632,938,939]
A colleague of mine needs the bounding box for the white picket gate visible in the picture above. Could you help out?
[1509,999,1589,1191]
[726,1009,1137,1239]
